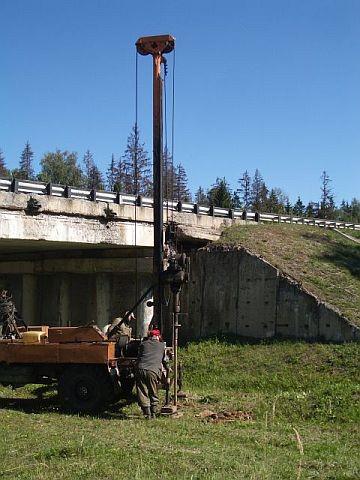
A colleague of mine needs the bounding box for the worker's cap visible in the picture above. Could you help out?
[149,329,161,337]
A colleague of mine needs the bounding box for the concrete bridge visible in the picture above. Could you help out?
[0,181,358,342]
[0,188,239,332]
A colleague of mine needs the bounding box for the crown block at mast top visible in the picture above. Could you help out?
[135,34,175,56]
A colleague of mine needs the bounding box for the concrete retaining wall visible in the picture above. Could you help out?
[181,247,359,342]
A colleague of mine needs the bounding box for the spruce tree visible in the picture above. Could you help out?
[305,201,318,218]
[293,196,305,216]
[163,148,175,201]
[195,186,209,206]
[114,157,128,193]
[267,189,282,213]
[18,141,35,180]
[174,163,191,202]
[251,169,268,211]
[207,177,233,208]
[107,154,117,191]
[0,149,9,177]
[121,124,151,195]
[319,170,335,218]
[238,170,251,209]
[349,198,360,223]
[83,150,104,190]
[231,191,241,209]
[285,198,292,215]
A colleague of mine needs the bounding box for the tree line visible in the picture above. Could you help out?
[0,125,191,202]
[195,170,359,223]
[0,130,359,223]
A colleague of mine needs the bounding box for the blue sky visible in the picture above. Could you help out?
[1,0,359,204]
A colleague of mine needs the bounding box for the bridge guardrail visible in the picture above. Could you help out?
[0,177,359,231]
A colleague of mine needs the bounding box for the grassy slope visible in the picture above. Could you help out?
[0,340,359,479]
[219,224,360,326]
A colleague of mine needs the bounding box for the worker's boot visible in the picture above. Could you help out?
[150,406,157,419]
[142,406,151,419]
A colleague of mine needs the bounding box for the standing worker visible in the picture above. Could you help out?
[136,329,166,418]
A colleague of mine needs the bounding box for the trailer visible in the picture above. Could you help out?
[0,325,138,413]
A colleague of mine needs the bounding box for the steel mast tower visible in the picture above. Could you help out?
[135,34,175,331]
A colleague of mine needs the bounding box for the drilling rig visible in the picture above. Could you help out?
[0,34,187,414]
[136,34,188,413]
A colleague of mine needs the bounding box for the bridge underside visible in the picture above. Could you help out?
[0,238,154,333]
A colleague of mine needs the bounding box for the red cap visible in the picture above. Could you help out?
[149,329,161,337]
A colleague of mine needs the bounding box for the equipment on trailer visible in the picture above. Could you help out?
[0,319,138,412]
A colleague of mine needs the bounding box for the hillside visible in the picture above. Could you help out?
[0,340,359,479]
[219,224,360,327]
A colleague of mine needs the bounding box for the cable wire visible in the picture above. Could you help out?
[171,49,176,224]
[134,50,139,335]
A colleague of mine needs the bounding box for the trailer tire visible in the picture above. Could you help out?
[58,366,112,413]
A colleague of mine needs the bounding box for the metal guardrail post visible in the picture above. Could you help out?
[90,189,97,201]
[209,205,214,216]
[46,183,53,195]
[136,195,143,207]
[64,186,72,198]
[10,178,19,193]
[177,201,183,212]
[228,208,234,219]
[193,203,199,214]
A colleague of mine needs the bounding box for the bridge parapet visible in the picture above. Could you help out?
[1,177,358,231]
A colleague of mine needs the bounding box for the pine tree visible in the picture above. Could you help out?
[106,154,117,191]
[208,177,233,208]
[174,163,191,202]
[195,186,209,206]
[83,150,104,190]
[238,170,251,209]
[18,141,35,180]
[121,124,151,195]
[293,196,305,216]
[0,149,9,177]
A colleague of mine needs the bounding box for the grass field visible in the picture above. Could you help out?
[0,339,359,479]
[219,224,360,326]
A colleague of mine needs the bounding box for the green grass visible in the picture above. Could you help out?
[219,224,360,326]
[0,340,359,479]
[346,229,360,240]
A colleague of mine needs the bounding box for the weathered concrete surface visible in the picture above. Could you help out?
[181,247,359,343]
[0,191,246,247]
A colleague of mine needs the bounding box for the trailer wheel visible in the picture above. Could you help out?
[58,366,112,413]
